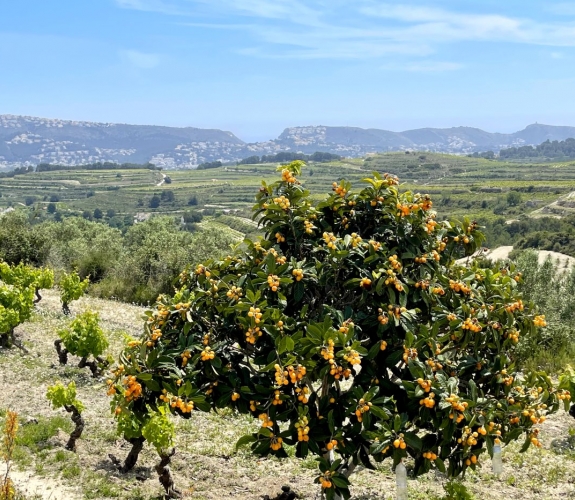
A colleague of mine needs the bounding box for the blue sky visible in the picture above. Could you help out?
[1,1,575,141]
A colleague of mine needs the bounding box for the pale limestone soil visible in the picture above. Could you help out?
[1,292,575,499]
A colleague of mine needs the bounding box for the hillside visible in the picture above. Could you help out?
[3,115,575,170]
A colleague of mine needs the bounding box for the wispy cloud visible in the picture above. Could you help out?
[119,49,161,68]
[114,0,575,62]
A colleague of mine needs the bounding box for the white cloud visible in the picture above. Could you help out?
[114,0,575,61]
[551,51,565,59]
[119,49,161,68]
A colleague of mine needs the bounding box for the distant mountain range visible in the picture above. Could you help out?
[2,114,575,170]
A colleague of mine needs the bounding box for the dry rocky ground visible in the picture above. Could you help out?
[1,290,575,500]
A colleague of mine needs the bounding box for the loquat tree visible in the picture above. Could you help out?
[108,162,568,499]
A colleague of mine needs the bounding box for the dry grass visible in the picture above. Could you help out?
[1,290,575,500]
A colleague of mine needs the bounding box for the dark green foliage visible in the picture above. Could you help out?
[500,138,575,160]
[0,211,50,265]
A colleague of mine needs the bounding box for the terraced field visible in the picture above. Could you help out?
[2,153,575,231]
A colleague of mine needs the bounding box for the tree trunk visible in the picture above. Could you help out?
[155,449,181,498]
[64,404,84,452]
[62,302,70,315]
[34,288,42,304]
[78,356,101,377]
[110,436,146,473]
[54,339,68,365]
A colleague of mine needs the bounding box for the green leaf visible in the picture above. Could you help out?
[236,434,257,450]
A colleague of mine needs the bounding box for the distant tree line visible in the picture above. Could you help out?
[0,166,35,178]
[499,138,575,160]
[468,151,496,159]
[237,151,342,165]
[36,161,160,172]
[196,161,222,170]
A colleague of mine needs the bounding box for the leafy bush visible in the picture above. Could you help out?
[46,381,85,451]
[56,311,108,376]
[59,271,89,314]
[0,261,52,347]
[512,250,575,371]
[108,162,567,499]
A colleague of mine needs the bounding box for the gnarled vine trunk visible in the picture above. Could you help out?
[64,404,84,452]
[109,436,146,473]
[155,449,181,498]
[54,339,68,364]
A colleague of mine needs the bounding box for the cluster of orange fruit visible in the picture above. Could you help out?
[420,392,435,408]
[303,219,315,234]
[369,239,382,251]
[384,270,404,292]
[181,350,191,368]
[380,340,388,351]
[370,195,386,206]
[226,285,243,301]
[281,168,297,184]
[449,280,471,294]
[557,389,571,401]
[320,339,335,361]
[355,398,372,422]
[457,426,482,447]
[200,347,215,361]
[506,329,520,343]
[292,268,304,281]
[432,286,445,295]
[267,274,280,292]
[274,364,290,386]
[271,389,283,406]
[377,308,390,325]
[270,434,283,451]
[286,364,306,383]
[505,299,524,313]
[231,391,240,402]
[529,429,542,447]
[417,378,432,392]
[318,471,333,489]
[275,232,286,244]
[122,376,142,402]
[393,435,407,449]
[295,415,310,442]
[296,386,310,404]
[360,277,372,289]
[194,264,211,277]
[332,181,347,197]
[160,390,194,413]
[533,315,547,327]
[462,317,482,332]
[245,326,262,344]
[350,232,363,248]
[422,451,437,460]
[464,454,478,466]
[415,279,430,290]
[326,439,338,451]
[425,217,438,233]
[343,348,361,366]
[248,306,263,323]
[271,196,290,210]
[426,358,443,371]
[402,346,418,363]
[258,413,273,429]
[338,321,353,334]
[322,231,338,250]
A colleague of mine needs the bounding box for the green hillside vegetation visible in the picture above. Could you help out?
[2,151,575,265]
[499,138,575,161]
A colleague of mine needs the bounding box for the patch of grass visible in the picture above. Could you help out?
[83,471,122,499]
[16,415,72,452]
